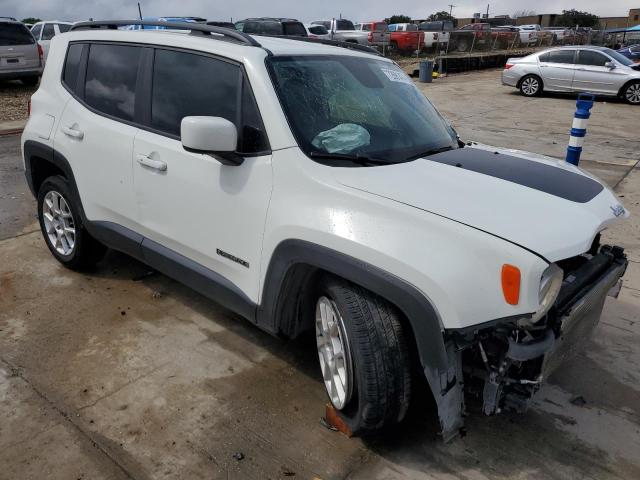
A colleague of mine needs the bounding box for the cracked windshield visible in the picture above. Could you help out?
[268,55,458,163]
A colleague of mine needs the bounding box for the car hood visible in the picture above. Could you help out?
[335,145,628,262]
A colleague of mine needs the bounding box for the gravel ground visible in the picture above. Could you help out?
[0,80,36,122]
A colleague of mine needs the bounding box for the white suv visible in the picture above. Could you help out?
[22,20,629,441]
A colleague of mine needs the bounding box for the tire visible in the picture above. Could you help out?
[21,76,39,86]
[37,175,106,270]
[519,74,542,97]
[622,81,640,105]
[456,38,469,52]
[315,275,411,433]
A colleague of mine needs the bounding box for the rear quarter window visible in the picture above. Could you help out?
[62,43,84,93]
[0,23,35,45]
[30,23,42,39]
[42,23,55,40]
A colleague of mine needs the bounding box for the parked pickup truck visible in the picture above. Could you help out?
[354,21,390,47]
[453,23,517,51]
[310,19,368,45]
[419,20,454,50]
[388,23,425,52]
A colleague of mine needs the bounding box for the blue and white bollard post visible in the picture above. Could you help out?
[566,93,595,166]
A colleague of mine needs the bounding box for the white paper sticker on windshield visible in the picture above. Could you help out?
[381,67,412,85]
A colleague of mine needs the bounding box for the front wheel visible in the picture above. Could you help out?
[622,81,640,105]
[519,74,542,97]
[315,276,411,433]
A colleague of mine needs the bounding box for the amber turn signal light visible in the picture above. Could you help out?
[501,264,521,305]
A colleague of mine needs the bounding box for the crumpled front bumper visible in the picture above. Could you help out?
[430,245,628,442]
[541,257,626,376]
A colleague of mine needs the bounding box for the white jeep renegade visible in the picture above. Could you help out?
[22,21,629,440]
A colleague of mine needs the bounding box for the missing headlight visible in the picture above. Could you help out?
[518,264,563,327]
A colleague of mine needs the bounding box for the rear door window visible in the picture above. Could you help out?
[84,43,141,122]
[42,23,55,40]
[547,50,575,64]
[0,23,35,45]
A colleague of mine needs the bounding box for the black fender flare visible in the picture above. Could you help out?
[23,140,88,224]
[257,239,449,372]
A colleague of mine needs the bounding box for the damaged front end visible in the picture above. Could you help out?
[429,243,628,441]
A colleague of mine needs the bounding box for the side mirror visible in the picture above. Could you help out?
[181,116,243,166]
[605,61,616,69]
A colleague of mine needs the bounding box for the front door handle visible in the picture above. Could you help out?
[136,154,167,171]
[61,125,84,140]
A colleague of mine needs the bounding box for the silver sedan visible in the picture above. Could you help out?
[502,46,640,104]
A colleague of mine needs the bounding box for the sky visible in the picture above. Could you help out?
[1,0,635,23]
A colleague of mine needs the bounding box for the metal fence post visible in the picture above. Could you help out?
[566,93,595,166]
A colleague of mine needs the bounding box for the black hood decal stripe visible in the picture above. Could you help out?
[427,148,604,203]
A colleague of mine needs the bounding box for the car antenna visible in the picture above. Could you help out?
[137,2,143,21]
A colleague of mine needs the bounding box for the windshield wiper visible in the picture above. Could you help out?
[309,151,391,166]
[405,145,456,161]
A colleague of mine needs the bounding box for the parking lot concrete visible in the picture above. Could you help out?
[1,70,639,480]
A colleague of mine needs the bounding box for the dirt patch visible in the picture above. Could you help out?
[0,81,36,122]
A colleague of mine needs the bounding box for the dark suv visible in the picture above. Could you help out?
[235,18,307,37]
[0,19,42,84]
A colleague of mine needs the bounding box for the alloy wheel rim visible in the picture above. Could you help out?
[522,77,538,95]
[43,191,76,256]
[315,296,353,409]
[626,84,640,104]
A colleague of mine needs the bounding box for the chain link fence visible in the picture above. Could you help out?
[373,29,636,74]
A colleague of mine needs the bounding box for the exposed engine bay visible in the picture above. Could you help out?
[432,240,628,441]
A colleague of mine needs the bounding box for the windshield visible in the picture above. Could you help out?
[604,48,634,66]
[267,55,458,164]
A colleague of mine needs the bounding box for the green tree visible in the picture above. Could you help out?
[427,11,454,22]
[385,15,412,25]
[554,9,599,28]
[21,17,41,24]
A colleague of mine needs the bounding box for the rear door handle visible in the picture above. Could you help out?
[136,154,167,171]
[61,125,84,140]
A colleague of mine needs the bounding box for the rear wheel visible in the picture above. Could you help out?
[519,74,542,97]
[37,176,106,270]
[622,81,640,105]
[315,276,411,433]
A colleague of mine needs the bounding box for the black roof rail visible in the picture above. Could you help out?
[70,20,262,47]
[272,36,383,56]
